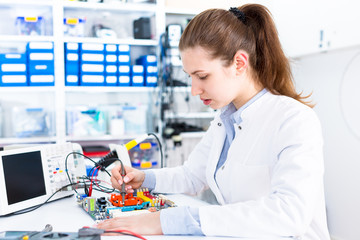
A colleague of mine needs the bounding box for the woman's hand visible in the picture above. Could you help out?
[96,211,163,235]
[110,165,145,193]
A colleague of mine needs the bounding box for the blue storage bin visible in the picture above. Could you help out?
[118,44,130,54]
[80,74,105,86]
[105,54,117,64]
[28,52,54,62]
[65,42,79,53]
[105,44,117,54]
[0,53,27,63]
[80,63,105,75]
[80,43,105,53]
[0,74,27,86]
[136,55,157,66]
[145,76,157,87]
[65,74,79,86]
[132,75,144,86]
[29,74,54,86]
[105,64,117,75]
[118,75,130,86]
[105,75,117,86]
[145,65,158,76]
[131,65,144,87]
[80,53,105,63]
[65,62,79,75]
[0,63,27,74]
[118,54,130,65]
[66,52,79,62]
[28,62,54,75]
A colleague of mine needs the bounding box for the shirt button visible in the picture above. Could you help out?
[221,165,225,170]
[238,126,242,130]
[217,123,222,126]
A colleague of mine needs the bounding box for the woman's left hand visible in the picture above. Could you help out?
[95,211,163,235]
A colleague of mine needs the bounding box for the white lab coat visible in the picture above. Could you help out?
[153,92,330,239]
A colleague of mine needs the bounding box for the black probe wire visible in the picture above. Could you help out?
[147,132,164,168]
[65,152,113,195]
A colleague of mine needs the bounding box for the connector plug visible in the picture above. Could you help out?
[78,227,105,237]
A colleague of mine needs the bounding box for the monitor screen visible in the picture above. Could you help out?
[2,151,46,205]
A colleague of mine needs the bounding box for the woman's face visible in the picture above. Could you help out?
[181,46,257,110]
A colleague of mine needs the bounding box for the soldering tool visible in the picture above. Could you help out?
[96,134,150,205]
[120,161,126,206]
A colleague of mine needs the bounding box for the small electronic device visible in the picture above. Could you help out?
[133,17,151,39]
[0,143,86,216]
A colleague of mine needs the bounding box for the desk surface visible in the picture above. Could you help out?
[0,193,289,240]
[0,193,225,240]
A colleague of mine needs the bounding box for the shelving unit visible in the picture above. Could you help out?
[0,0,204,148]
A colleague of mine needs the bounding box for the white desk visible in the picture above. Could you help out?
[0,194,289,240]
[0,194,224,240]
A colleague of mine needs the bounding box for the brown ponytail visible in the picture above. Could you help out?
[179,4,312,107]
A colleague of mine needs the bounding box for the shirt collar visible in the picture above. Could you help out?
[220,88,268,125]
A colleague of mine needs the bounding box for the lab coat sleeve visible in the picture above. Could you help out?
[199,108,325,237]
[151,120,216,195]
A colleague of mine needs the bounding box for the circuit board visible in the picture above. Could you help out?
[77,188,176,222]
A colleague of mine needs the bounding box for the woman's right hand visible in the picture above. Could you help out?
[110,165,145,193]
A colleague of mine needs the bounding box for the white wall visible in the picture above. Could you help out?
[292,47,360,240]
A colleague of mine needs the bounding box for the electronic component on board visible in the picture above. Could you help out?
[77,188,176,223]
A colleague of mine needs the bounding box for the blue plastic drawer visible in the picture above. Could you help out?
[118,54,130,65]
[65,42,79,53]
[118,75,130,86]
[0,63,27,74]
[80,74,105,86]
[131,75,144,86]
[29,62,54,75]
[0,53,27,63]
[105,64,117,75]
[28,74,54,86]
[118,44,130,54]
[65,74,79,86]
[80,53,105,63]
[105,75,117,86]
[136,55,157,66]
[80,63,105,74]
[145,76,157,87]
[65,62,79,74]
[0,74,27,86]
[80,43,105,53]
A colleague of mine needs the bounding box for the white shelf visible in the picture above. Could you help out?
[66,134,146,142]
[165,8,199,15]
[0,0,54,7]
[0,87,56,93]
[0,35,55,42]
[63,37,158,46]
[0,137,57,145]
[65,86,157,93]
[63,1,157,13]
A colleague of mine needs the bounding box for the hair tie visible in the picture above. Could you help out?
[229,7,246,24]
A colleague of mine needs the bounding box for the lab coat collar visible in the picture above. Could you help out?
[220,88,269,125]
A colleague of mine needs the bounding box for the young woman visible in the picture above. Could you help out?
[96,4,330,239]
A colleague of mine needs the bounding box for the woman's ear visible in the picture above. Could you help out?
[233,50,248,74]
